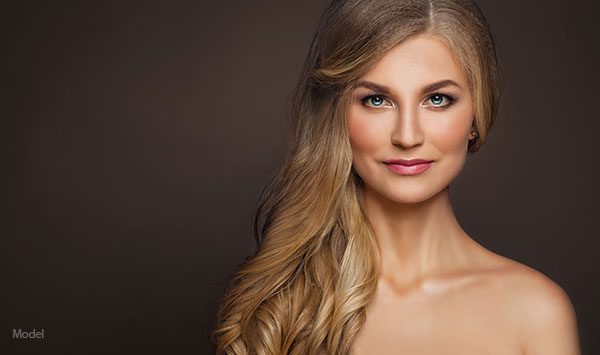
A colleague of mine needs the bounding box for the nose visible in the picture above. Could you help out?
[390,105,424,149]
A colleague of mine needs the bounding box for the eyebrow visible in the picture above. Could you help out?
[353,79,463,96]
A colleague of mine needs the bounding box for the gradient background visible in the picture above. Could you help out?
[1,1,598,354]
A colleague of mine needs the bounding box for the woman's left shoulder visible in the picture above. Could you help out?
[485,254,575,317]
[480,253,580,354]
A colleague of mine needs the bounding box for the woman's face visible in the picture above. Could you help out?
[348,34,474,204]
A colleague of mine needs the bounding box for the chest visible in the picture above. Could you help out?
[350,283,522,355]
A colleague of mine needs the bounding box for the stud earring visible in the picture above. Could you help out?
[469,131,478,141]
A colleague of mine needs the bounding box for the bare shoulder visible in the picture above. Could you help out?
[502,261,580,354]
[473,250,581,355]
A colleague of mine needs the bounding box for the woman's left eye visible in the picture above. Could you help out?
[426,93,454,107]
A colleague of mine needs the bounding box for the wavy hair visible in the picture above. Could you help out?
[211,0,502,353]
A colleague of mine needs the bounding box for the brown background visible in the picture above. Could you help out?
[1,1,598,354]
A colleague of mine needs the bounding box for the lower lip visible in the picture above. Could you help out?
[385,162,433,175]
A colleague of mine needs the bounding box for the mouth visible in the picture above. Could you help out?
[383,159,434,176]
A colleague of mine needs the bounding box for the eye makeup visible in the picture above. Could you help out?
[423,92,456,108]
[355,90,458,109]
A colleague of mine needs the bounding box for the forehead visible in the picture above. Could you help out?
[359,34,467,92]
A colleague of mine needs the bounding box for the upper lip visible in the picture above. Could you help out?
[383,158,433,166]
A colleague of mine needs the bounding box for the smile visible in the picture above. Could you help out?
[384,162,433,175]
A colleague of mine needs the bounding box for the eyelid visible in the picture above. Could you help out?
[423,92,456,107]
[359,93,394,108]
[357,91,457,108]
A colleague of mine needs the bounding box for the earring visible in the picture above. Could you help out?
[469,130,478,140]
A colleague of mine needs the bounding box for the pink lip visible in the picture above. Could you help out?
[384,160,433,175]
[383,158,432,166]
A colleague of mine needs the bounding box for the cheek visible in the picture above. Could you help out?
[428,107,472,152]
[347,113,387,157]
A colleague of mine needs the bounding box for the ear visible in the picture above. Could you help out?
[469,118,478,141]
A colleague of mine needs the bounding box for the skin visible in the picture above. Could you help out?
[347,34,580,355]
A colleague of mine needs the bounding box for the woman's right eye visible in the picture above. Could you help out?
[361,95,391,108]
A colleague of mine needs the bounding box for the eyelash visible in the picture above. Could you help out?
[360,93,456,109]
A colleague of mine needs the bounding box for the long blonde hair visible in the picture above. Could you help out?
[211,0,502,353]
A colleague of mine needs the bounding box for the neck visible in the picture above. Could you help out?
[363,184,472,291]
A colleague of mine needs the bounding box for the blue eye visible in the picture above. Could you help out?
[360,93,455,109]
[362,95,388,108]
[428,93,454,107]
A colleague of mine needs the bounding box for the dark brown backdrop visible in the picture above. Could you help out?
[1,1,598,354]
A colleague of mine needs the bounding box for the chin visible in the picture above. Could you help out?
[388,189,441,204]
[370,183,444,205]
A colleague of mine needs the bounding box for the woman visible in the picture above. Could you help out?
[212,0,581,354]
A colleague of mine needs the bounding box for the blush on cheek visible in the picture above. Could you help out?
[348,115,386,153]
[429,111,472,151]
[433,126,468,150]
